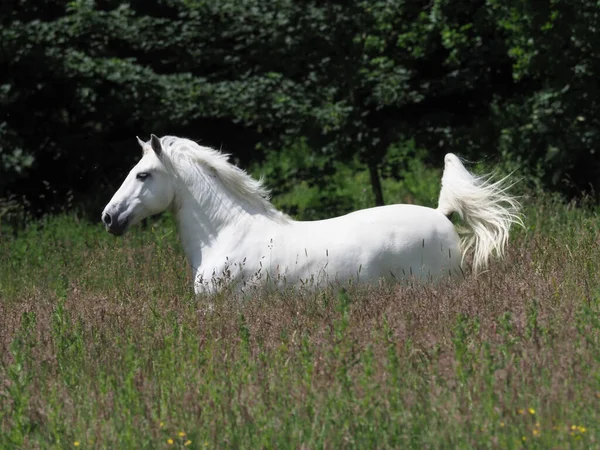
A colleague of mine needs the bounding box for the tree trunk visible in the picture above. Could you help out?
[368,162,385,206]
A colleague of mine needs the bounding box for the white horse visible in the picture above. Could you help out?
[102,135,522,294]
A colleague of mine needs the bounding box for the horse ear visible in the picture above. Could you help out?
[136,136,146,149]
[150,134,162,156]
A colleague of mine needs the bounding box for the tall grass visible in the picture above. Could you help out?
[0,194,599,449]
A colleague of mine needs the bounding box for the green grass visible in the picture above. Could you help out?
[1,194,599,449]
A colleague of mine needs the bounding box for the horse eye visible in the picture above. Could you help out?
[136,172,150,181]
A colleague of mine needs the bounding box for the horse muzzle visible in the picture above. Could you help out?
[102,210,130,236]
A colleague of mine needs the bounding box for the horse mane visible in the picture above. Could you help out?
[158,136,290,223]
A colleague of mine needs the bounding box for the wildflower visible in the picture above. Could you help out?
[533,428,541,437]
[167,438,174,445]
[160,422,165,428]
[528,408,535,415]
[522,436,527,442]
[74,443,80,447]
[517,408,525,415]
[178,431,186,437]
[499,421,505,428]
[569,425,587,434]
[184,440,192,446]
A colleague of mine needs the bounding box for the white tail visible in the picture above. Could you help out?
[437,154,523,275]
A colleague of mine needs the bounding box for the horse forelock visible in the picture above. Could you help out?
[156,136,290,223]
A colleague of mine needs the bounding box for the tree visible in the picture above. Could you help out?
[2,0,600,224]
[488,0,600,196]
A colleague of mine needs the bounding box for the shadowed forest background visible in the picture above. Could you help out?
[2,0,600,225]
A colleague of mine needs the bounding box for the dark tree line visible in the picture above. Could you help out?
[1,0,599,223]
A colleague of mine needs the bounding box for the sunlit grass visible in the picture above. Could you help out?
[0,194,599,448]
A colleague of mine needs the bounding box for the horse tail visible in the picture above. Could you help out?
[437,154,523,275]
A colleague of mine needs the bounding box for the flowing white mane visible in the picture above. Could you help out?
[158,136,290,223]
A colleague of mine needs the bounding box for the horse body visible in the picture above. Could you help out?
[102,135,521,294]
[194,204,461,292]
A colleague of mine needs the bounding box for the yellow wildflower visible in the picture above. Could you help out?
[167,438,174,445]
[532,428,541,437]
[160,422,165,428]
[522,436,527,442]
[528,408,535,415]
[74,443,80,447]
[578,426,587,433]
[184,440,192,446]
[499,421,505,428]
[178,431,186,437]
[517,408,525,415]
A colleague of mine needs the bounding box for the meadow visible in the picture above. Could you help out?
[1,191,599,449]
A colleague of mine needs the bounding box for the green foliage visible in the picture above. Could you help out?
[489,0,600,195]
[260,139,443,220]
[1,0,600,222]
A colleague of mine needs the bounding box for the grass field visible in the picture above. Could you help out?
[1,194,599,449]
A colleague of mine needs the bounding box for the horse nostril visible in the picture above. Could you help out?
[103,212,112,226]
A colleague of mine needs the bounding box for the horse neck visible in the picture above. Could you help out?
[171,175,267,270]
